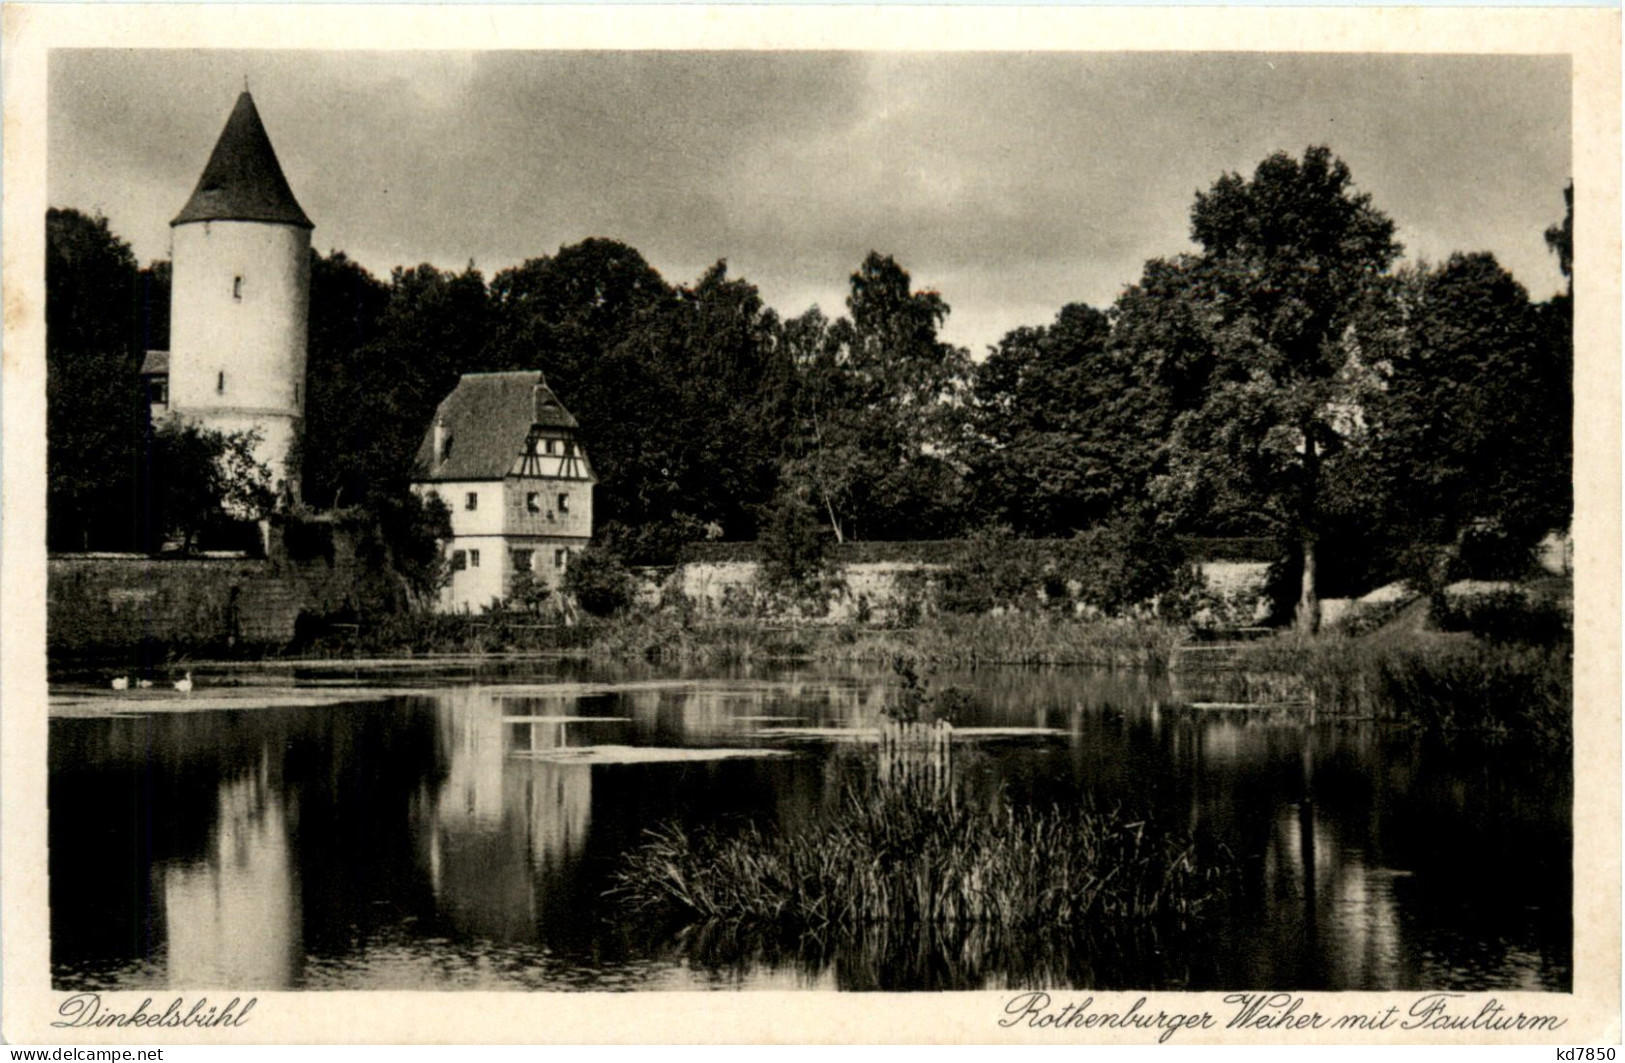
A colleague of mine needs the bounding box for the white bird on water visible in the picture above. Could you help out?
[173,672,194,694]
[137,679,154,689]
[110,676,129,691]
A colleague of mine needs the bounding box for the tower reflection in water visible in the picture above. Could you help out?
[50,667,1569,992]
[161,747,301,988]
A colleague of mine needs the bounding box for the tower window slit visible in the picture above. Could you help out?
[233,275,243,300]
[217,371,226,394]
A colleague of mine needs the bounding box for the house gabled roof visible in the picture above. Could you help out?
[413,371,585,483]
[172,92,314,230]
[140,350,170,376]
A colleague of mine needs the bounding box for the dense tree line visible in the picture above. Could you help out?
[46,146,1572,626]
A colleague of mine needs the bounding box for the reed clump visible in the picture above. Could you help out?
[1233,634,1571,748]
[872,613,1182,668]
[614,776,1231,934]
[583,612,1181,668]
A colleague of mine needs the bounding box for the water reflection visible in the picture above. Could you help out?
[49,662,1570,992]
[163,750,301,987]
[417,689,593,940]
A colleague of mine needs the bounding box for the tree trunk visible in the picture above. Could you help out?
[1295,425,1321,635]
[824,496,844,544]
[1295,536,1320,635]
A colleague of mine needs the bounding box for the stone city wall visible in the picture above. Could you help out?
[646,557,1270,625]
[48,523,370,657]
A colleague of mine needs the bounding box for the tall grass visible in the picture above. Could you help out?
[660,908,1199,991]
[1229,635,1572,748]
[584,612,1180,668]
[614,774,1230,934]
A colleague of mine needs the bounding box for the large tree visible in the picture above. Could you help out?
[487,240,679,557]
[1357,252,1570,573]
[300,249,390,506]
[45,208,152,551]
[1151,147,1401,631]
[963,302,1160,536]
[303,258,488,508]
[783,252,971,541]
[490,243,794,560]
[625,261,792,543]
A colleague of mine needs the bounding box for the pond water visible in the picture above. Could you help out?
[49,660,1570,992]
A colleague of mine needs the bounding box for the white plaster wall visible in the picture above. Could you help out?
[418,479,591,611]
[669,558,1271,624]
[440,535,508,613]
[674,561,938,623]
[1200,561,1270,602]
[169,220,310,488]
[425,481,506,538]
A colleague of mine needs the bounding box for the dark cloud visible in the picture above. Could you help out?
[50,49,1570,354]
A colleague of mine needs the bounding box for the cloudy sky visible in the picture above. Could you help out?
[50,49,1570,355]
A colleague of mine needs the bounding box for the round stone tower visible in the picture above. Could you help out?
[168,91,312,498]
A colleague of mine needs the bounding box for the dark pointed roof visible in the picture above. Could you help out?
[171,92,313,229]
[414,372,586,483]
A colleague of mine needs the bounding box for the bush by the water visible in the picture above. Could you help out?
[563,546,636,617]
[289,608,596,656]
[937,513,1200,618]
[1432,586,1570,644]
[881,656,972,723]
[759,491,838,595]
[615,776,1231,933]
[583,611,1181,668]
[1234,634,1571,748]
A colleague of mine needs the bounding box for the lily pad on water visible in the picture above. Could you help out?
[499,716,630,724]
[506,745,797,765]
[50,688,411,717]
[752,726,1068,741]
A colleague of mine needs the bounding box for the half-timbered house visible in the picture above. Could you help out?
[412,371,595,612]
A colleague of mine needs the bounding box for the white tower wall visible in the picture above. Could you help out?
[168,220,311,492]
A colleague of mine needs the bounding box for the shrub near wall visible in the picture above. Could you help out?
[682,537,1275,567]
[672,535,1266,626]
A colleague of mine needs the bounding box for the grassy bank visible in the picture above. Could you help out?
[59,610,1179,672]
[1224,633,1572,747]
[586,612,1181,668]
[616,775,1231,935]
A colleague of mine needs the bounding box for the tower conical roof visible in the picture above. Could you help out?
[171,92,313,229]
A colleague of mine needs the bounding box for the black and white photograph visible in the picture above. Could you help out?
[3,4,1619,1047]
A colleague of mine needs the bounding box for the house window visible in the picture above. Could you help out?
[546,438,557,455]
[441,435,453,461]
[564,441,575,456]
[147,378,168,405]
[217,371,226,394]
[511,549,533,572]
[451,549,467,571]
[555,548,568,570]
[526,492,540,514]
[469,549,481,568]
[233,275,243,300]
[557,493,569,514]
[465,492,478,511]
